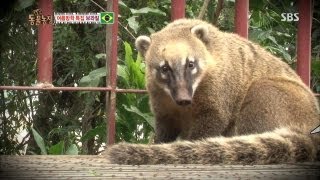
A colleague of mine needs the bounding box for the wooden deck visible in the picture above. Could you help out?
[1,156,319,179]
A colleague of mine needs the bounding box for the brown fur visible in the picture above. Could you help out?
[104,19,320,164]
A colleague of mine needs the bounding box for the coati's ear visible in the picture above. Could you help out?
[191,24,209,43]
[135,36,151,57]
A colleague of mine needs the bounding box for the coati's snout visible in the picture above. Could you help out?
[172,81,193,106]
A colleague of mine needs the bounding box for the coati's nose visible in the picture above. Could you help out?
[175,89,192,106]
[174,82,192,106]
[176,99,192,106]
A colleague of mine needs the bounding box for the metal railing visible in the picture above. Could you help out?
[0,0,314,145]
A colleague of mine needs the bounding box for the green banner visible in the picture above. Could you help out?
[100,12,114,24]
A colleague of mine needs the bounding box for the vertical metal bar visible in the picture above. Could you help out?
[38,0,53,83]
[171,0,185,21]
[105,0,113,146]
[235,0,249,39]
[297,0,312,87]
[106,0,118,145]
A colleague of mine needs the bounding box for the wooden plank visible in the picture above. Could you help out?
[1,156,319,179]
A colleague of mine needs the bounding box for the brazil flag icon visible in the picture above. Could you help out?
[100,12,114,24]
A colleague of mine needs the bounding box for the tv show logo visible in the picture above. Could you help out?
[28,9,53,25]
[281,13,299,22]
[54,12,114,24]
[28,9,114,25]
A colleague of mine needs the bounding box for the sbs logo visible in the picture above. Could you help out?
[281,13,299,22]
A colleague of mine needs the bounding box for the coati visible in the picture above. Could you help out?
[104,19,320,164]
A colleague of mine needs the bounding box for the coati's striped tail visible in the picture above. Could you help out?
[104,128,318,165]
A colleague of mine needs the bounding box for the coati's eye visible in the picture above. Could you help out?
[188,61,195,69]
[160,65,169,73]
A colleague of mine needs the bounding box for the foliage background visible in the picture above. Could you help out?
[1,0,319,155]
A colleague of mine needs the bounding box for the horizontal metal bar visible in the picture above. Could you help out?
[0,86,147,93]
[116,88,148,93]
[1,85,318,96]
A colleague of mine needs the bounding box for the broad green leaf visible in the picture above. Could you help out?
[81,125,106,142]
[130,7,166,16]
[123,105,155,130]
[79,76,92,86]
[79,67,107,87]
[79,75,100,87]
[49,141,64,155]
[65,144,79,155]
[127,16,139,34]
[31,127,47,155]
[15,0,35,11]
[88,67,107,79]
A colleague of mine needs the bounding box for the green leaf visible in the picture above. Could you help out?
[124,42,134,64]
[147,27,155,34]
[117,64,129,86]
[282,51,291,62]
[130,7,166,16]
[79,76,93,86]
[14,0,35,11]
[267,36,277,45]
[65,144,79,155]
[81,125,106,142]
[117,64,128,79]
[127,16,139,34]
[122,42,145,88]
[31,127,47,155]
[119,0,128,8]
[88,67,107,79]
[79,67,107,87]
[123,105,155,130]
[49,141,64,155]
